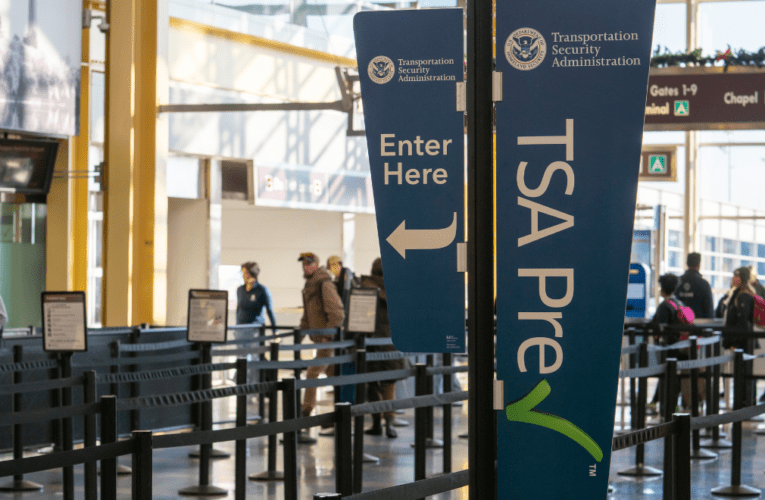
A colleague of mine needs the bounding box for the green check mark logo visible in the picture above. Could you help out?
[505,379,603,462]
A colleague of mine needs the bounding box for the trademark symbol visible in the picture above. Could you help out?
[589,464,596,477]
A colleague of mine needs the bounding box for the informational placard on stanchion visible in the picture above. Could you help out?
[41,291,87,352]
[187,290,228,344]
[347,288,378,333]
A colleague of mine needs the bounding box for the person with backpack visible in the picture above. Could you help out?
[649,273,694,411]
[297,252,345,441]
[677,252,714,320]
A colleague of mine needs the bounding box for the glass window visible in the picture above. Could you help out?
[760,262,765,277]
[723,258,735,272]
[167,156,202,199]
[668,250,680,269]
[741,242,753,257]
[723,239,738,254]
[741,259,753,269]
[698,1,765,55]
[668,230,681,248]
[652,3,686,54]
[90,72,105,144]
[759,244,765,259]
[723,276,732,289]
[709,275,718,289]
[703,255,717,271]
[704,236,717,252]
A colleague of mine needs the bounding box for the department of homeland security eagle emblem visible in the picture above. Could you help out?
[368,56,395,84]
[505,28,546,71]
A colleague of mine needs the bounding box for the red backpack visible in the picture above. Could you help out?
[753,294,765,327]
[667,299,695,341]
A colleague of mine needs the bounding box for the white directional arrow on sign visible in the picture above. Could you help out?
[386,212,457,259]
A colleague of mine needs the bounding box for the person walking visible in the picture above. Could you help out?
[297,252,345,437]
[236,261,276,326]
[676,252,714,319]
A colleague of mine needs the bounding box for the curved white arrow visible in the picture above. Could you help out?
[386,212,457,259]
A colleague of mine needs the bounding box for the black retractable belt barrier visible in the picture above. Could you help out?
[673,414,692,500]
[101,395,118,500]
[711,349,761,497]
[442,353,453,475]
[131,431,153,500]
[282,378,299,500]
[235,358,247,500]
[353,349,367,494]
[618,342,662,477]
[688,337,716,460]
[335,402,353,497]
[663,358,677,500]
[414,363,428,494]
[178,344,228,497]
[250,343,284,481]
[0,345,43,492]
[60,353,75,500]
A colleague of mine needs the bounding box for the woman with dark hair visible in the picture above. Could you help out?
[723,267,756,350]
[649,273,687,410]
[236,261,276,326]
[361,257,408,438]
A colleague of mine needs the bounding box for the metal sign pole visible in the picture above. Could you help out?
[466,0,496,496]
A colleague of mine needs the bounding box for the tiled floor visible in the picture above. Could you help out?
[3,389,765,499]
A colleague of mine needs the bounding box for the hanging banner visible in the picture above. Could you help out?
[494,1,657,498]
[354,9,465,353]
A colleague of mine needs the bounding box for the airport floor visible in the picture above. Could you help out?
[4,383,765,499]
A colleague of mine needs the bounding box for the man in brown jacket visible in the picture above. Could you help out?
[298,252,345,424]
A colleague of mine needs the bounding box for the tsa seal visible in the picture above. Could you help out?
[368,56,395,84]
[505,28,546,71]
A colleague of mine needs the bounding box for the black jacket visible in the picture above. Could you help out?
[676,269,714,319]
[652,295,687,346]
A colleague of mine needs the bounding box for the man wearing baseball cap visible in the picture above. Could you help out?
[297,252,345,441]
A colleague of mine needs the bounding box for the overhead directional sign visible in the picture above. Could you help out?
[645,70,765,130]
[354,9,465,353]
[494,0,656,498]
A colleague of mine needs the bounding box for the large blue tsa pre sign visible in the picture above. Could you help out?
[495,0,657,499]
[354,9,465,353]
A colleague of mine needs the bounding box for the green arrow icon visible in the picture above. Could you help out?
[505,379,603,462]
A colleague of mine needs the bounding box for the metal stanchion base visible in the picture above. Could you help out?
[249,470,285,481]
[701,429,728,439]
[711,484,762,497]
[608,485,615,493]
[0,479,44,491]
[188,448,231,459]
[458,432,469,439]
[691,448,718,460]
[410,438,444,449]
[363,453,380,463]
[617,465,663,477]
[319,428,335,436]
[395,409,405,414]
[35,445,56,454]
[98,464,133,476]
[178,485,229,496]
[701,438,733,449]
[392,418,409,427]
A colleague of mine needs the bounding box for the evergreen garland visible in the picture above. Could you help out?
[650,45,765,71]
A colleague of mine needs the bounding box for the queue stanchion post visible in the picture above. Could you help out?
[662,358,677,500]
[259,327,267,421]
[282,378,299,500]
[618,342,662,477]
[705,335,732,447]
[688,336,716,460]
[334,402,353,497]
[179,343,228,496]
[108,340,132,475]
[250,343,285,481]
[673,413,692,500]
[352,349,367,493]
[235,358,247,500]
[700,330,715,437]
[629,328,638,429]
[711,349,761,497]
[129,327,141,434]
[100,395,118,499]
[131,431,153,500]
[0,345,43,492]
[414,363,428,489]
[443,352,453,475]
[60,352,74,500]
[84,371,98,500]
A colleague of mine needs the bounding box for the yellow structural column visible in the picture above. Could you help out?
[103,0,167,326]
[72,0,90,293]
